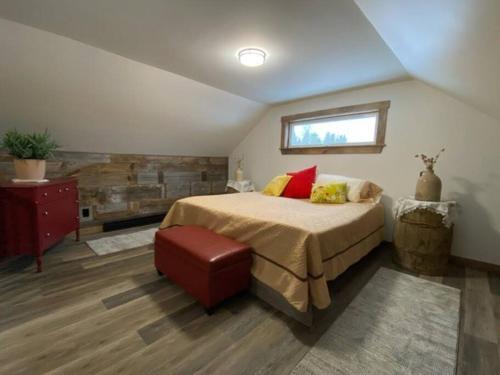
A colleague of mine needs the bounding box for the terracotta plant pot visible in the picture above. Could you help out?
[415,167,442,202]
[13,159,47,180]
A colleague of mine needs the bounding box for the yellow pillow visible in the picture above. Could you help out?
[262,175,293,196]
[310,182,347,204]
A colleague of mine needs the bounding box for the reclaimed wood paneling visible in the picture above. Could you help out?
[0,151,228,226]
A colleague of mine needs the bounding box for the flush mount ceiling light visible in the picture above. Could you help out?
[237,48,267,67]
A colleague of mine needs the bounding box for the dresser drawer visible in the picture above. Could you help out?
[35,181,78,204]
[37,199,79,250]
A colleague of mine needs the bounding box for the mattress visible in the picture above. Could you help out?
[160,192,384,312]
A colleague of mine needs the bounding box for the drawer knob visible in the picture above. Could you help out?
[43,192,48,197]
[64,187,69,192]
[43,211,49,216]
[46,232,51,237]
[58,189,63,193]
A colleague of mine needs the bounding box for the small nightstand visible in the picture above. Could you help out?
[393,198,456,275]
[226,180,255,193]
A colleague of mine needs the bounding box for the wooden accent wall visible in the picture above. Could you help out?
[0,151,228,226]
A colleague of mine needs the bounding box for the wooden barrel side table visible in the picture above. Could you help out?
[393,208,453,275]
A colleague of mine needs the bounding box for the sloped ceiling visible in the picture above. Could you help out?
[1,1,498,158]
[0,19,265,156]
[0,0,408,104]
[355,0,500,120]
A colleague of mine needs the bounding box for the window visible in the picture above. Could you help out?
[280,101,390,154]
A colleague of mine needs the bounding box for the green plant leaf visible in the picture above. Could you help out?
[1,129,59,159]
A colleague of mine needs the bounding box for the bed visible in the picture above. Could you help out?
[159,192,384,325]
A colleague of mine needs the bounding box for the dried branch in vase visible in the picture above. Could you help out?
[414,148,445,171]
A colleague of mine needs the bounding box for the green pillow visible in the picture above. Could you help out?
[310,182,347,204]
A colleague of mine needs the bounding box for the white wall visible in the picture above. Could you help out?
[0,19,267,156]
[231,80,500,265]
[355,0,500,121]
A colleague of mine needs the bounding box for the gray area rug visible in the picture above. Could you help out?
[292,267,460,375]
[87,228,157,256]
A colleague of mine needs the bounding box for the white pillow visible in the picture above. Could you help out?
[316,174,383,203]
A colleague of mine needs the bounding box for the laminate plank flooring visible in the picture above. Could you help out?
[1,225,499,374]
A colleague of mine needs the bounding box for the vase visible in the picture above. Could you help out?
[13,159,47,181]
[235,167,244,182]
[415,167,441,202]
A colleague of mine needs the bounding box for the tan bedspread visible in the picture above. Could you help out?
[160,192,384,312]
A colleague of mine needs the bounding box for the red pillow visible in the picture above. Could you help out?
[282,166,317,198]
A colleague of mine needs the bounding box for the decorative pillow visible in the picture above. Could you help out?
[282,166,317,198]
[315,174,383,203]
[310,182,347,204]
[262,175,293,196]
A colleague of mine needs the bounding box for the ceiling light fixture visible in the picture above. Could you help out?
[238,48,267,67]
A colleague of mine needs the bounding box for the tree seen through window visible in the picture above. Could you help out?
[290,126,348,146]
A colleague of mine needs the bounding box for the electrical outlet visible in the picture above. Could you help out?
[80,207,93,222]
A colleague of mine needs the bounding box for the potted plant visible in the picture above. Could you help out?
[1,129,58,181]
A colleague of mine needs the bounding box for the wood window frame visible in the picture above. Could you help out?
[280,100,390,155]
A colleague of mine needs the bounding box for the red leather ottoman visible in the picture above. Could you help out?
[154,225,252,312]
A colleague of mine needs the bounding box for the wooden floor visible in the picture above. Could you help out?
[1,225,499,374]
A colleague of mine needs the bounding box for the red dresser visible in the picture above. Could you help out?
[0,178,80,272]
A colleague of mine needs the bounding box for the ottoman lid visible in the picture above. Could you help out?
[155,225,251,271]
